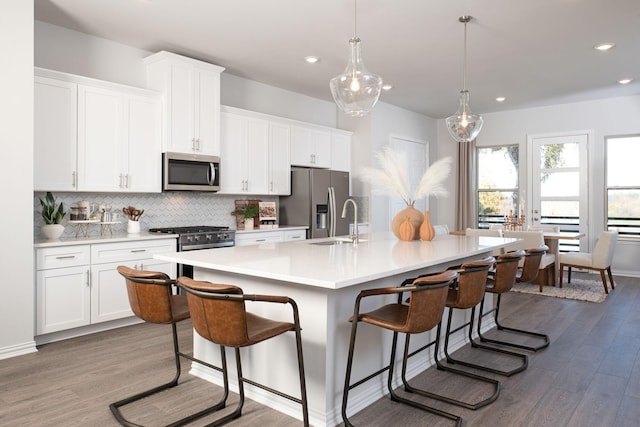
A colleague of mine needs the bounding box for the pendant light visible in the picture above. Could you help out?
[330,0,383,117]
[446,15,484,142]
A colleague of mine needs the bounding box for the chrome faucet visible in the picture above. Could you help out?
[341,198,359,244]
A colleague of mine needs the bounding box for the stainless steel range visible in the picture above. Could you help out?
[149,225,235,277]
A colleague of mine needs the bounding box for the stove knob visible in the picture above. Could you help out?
[205,234,212,241]
[193,235,200,242]
[186,236,193,243]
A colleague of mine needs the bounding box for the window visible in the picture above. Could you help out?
[606,135,640,239]
[477,145,520,228]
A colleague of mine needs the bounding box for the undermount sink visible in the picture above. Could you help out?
[310,238,367,246]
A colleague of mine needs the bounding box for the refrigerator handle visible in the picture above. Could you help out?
[328,187,336,237]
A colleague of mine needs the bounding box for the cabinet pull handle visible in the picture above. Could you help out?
[55,255,75,260]
[256,239,266,242]
[270,181,273,192]
[86,270,90,287]
[125,174,129,189]
[130,249,147,253]
[72,171,76,187]
[290,236,301,239]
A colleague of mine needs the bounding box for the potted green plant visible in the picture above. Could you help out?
[39,192,66,239]
[231,205,260,230]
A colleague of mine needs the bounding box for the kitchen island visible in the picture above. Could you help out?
[155,232,515,426]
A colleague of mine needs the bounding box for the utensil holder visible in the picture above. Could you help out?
[127,220,140,234]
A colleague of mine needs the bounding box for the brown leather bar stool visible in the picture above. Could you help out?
[178,276,309,427]
[400,257,504,410]
[477,249,551,352]
[341,270,461,427]
[437,256,528,376]
[110,266,228,427]
[515,245,548,286]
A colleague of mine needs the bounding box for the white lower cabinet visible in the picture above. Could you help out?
[35,238,176,336]
[235,229,307,246]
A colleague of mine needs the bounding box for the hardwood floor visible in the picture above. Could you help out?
[1,273,639,426]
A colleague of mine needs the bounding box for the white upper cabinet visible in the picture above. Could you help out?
[77,85,162,192]
[34,68,162,193]
[331,130,352,172]
[34,76,78,192]
[290,125,331,168]
[144,51,225,156]
[219,110,269,194]
[269,121,292,195]
[219,106,291,195]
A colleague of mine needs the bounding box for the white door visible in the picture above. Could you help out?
[389,136,428,220]
[528,132,589,251]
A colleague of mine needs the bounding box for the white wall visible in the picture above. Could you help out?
[436,95,640,275]
[346,102,438,233]
[0,1,36,359]
[34,20,336,128]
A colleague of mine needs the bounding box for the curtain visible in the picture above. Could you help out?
[455,139,476,230]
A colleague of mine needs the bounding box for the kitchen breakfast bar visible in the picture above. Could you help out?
[155,232,515,426]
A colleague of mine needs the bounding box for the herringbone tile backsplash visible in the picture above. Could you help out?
[34,192,278,239]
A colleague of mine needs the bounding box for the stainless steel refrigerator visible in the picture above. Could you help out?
[279,168,350,239]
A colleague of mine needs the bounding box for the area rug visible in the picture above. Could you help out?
[510,278,607,303]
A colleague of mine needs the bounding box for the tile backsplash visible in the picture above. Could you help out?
[34,192,278,239]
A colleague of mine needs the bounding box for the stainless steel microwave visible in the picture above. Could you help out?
[162,152,220,192]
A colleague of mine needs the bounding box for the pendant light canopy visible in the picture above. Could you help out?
[330,0,383,117]
[446,15,483,143]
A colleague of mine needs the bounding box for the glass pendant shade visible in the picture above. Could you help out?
[446,90,484,142]
[447,15,483,142]
[330,38,383,117]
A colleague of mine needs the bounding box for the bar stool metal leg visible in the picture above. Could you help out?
[477,293,550,352]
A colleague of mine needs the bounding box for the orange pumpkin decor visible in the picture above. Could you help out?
[399,217,416,241]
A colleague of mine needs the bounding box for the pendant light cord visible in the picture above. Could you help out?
[353,0,358,39]
[463,18,468,91]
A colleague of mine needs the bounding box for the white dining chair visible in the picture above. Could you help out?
[433,224,449,235]
[558,230,618,293]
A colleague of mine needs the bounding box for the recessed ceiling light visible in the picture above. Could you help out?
[594,43,615,51]
[382,84,393,91]
[495,97,506,102]
[304,56,320,64]
[618,78,633,85]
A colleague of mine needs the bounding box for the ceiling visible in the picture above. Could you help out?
[34,0,640,119]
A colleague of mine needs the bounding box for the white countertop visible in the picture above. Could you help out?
[34,231,178,248]
[155,232,515,289]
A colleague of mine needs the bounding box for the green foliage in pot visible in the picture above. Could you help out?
[231,205,259,219]
[39,192,66,224]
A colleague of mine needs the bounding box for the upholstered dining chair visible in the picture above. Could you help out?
[341,270,461,427]
[178,276,309,426]
[111,266,227,427]
[559,230,618,294]
[433,224,450,235]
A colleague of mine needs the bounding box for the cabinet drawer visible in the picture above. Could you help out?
[284,230,307,241]
[91,238,177,264]
[235,231,283,246]
[37,246,91,270]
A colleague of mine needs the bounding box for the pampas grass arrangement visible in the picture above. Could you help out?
[359,146,452,206]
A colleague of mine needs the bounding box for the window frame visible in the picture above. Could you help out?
[476,144,520,229]
[605,134,640,240]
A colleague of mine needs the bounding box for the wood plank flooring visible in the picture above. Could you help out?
[1,273,639,426]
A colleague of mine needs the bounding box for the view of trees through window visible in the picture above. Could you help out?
[606,135,640,239]
[477,146,519,228]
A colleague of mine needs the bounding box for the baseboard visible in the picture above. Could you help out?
[188,315,498,427]
[35,317,142,345]
[0,340,37,360]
